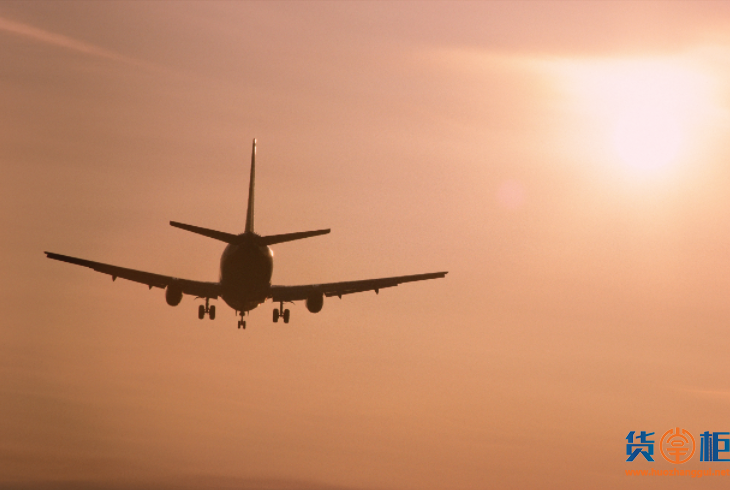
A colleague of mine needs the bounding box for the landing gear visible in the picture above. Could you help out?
[273,301,290,324]
[238,310,246,329]
[198,298,215,320]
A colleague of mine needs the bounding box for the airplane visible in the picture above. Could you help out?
[45,139,448,329]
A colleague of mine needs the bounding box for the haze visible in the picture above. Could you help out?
[2,2,730,489]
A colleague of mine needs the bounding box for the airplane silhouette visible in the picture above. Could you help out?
[45,139,447,329]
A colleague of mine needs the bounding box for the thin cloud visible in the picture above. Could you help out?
[0,15,148,67]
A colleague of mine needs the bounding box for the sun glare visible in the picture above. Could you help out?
[562,58,714,178]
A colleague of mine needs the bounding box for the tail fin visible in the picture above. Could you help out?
[245,138,256,233]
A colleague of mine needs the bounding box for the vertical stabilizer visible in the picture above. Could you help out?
[245,138,256,233]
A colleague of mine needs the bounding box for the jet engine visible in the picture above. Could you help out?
[306,293,324,313]
[165,284,183,306]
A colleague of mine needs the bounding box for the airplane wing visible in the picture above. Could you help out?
[269,271,447,302]
[44,252,220,298]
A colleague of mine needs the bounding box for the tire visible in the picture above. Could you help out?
[209,305,216,320]
[273,309,279,323]
[283,309,290,324]
[198,304,205,319]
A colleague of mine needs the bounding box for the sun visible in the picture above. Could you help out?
[561,58,713,178]
[612,99,683,173]
[605,62,698,175]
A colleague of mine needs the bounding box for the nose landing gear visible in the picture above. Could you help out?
[273,301,290,323]
[198,298,216,320]
[238,310,246,329]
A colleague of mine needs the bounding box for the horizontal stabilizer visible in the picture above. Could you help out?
[170,221,239,243]
[171,221,329,246]
[259,229,331,245]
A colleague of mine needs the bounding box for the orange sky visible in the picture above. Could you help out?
[2,2,730,489]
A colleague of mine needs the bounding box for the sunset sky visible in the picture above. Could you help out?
[3,2,730,489]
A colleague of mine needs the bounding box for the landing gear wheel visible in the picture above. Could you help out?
[274,301,289,324]
[199,298,215,320]
[238,311,247,330]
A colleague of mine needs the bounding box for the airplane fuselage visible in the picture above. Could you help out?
[219,236,273,312]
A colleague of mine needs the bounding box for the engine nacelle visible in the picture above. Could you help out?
[306,293,324,313]
[165,284,183,306]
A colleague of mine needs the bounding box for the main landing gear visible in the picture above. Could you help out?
[273,301,290,324]
[198,298,216,320]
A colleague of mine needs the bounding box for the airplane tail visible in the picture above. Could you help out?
[245,138,256,234]
[170,138,331,245]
